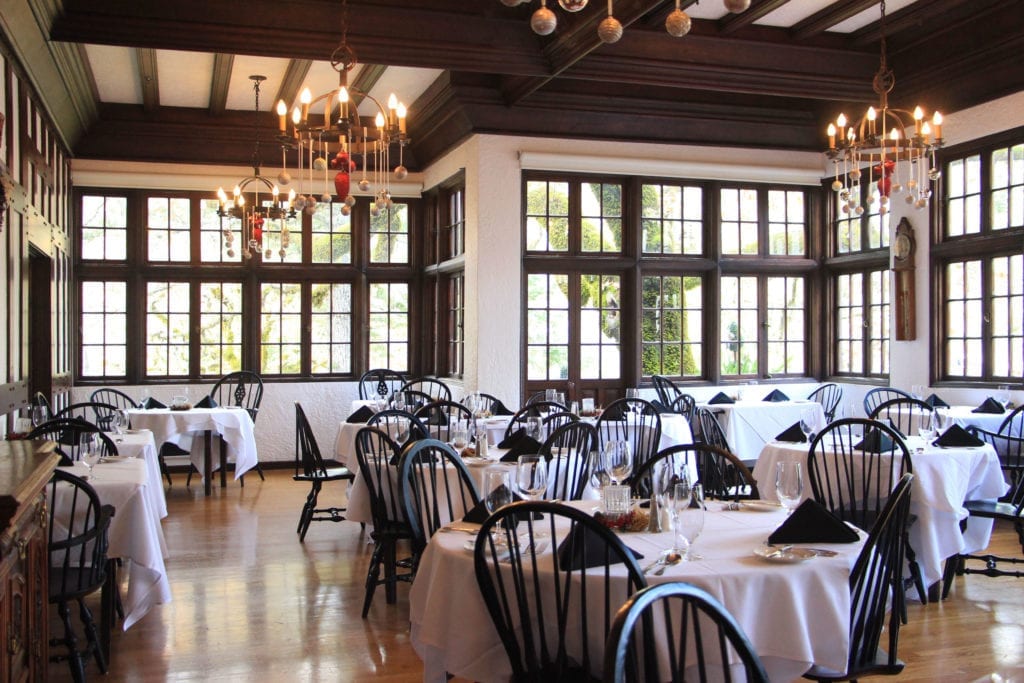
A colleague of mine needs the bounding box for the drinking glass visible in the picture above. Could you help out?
[80,433,101,480]
[799,408,818,442]
[483,467,513,514]
[934,408,949,433]
[775,462,803,515]
[998,385,1012,408]
[31,405,47,427]
[587,449,611,498]
[911,384,924,400]
[525,416,543,441]
[672,482,704,560]
[625,388,639,415]
[656,460,689,528]
[113,410,129,439]
[604,440,633,486]
[516,455,548,501]
[917,411,934,445]
[545,388,557,403]
[139,387,151,408]
[451,425,469,450]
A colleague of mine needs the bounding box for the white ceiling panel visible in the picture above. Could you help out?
[225,56,291,112]
[756,0,832,29]
[828,0,917,33]
[287,59,360,113]
[362,67,443,117]
[84,44,140,104]
[156,50,214,108]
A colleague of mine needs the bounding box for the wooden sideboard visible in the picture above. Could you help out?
[0,439,59,683]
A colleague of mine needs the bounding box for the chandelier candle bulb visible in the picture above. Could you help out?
[828,124,836,149]
[397,103,407,134]
[276,101,287,132]
[300,88,312,123]
[932,112,943,140]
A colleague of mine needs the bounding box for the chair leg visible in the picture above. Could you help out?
[942,554,962,599]
[186,463,197,488]
[362,541,385,618]
[904,539,928,606]
[78,598,108,674]
[298,481,321,543]
[159,455,173,488]
[384,537,398,604]
[54,599,86,683]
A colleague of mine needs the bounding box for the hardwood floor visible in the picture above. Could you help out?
[50,470,1024,682]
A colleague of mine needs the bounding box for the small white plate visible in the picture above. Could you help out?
[739,500,783,512]
[124,429,146,434]
[753,545,816,563]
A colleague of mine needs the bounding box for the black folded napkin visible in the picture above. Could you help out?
[767,498,860,544]
[923,393,949,409]
[498,428,526,449]
[194,395,217,409]
[500,434,544,462]
[932,424,985,448]
[601,403,627,420]
[425,410,447,426]
[556,523,644,570]
[972,397,1006,414]
[853,428,896,452]
[775,422,807,443]
[142,397,167,409]
[346,405,375,423]
[763,389,789,402]
[490,399,515,416]
[462,489,541,524]
[708,392,734,405]
[650,400,674,414]
[884,418,906,440]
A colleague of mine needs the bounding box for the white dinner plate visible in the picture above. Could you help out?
[464,458,499,467]
[739,500,783,512]
[124,429,147,434]
[753,544,816,563]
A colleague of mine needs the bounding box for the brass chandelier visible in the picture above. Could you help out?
[825,0,944,215]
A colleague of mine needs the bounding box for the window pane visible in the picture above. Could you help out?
[720,275,758,377]
[368,282,409,371]
[260,283,302,375]
[579,274,620,379]
[200,198,243,263]
[199,282,243,376]
[581,182,622,253]
[767,190,805,256]
[147,196,191,262]
[641,274,703,378]
[311,201,353,264]
[80,281,127,378]
[146,281,190,376]
[81,195,127,260]
[526,181,570,252]
[526,273,570,380]
[765,276,805,375]
[944,260,983,378]
[642,183,703,255]
[369,202,409,264]
[311,282,353,374]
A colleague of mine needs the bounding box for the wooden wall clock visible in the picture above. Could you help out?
[892,217,916,341]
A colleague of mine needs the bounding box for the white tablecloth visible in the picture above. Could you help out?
[699,400,825,462]
[55,460,171,629]
[409,501,863,683]
[753,436,1008,588]
[127,407,258,479]
[943,405,1010,433]
[108,429,167,518]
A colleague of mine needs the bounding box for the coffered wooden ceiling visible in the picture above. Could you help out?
[13,0,1024,171]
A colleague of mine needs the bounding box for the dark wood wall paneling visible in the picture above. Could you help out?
[0,38,74,433]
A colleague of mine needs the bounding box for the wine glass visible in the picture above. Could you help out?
[604,441,633,486]
[998,385,1012,408]
[79,433,102,480]
[31,405,47,428]
[917,411,935,447]
[625,388,639,416]
[799,408,818,442]
[672,482,704,561]
[483,467,513,514]
[525,416,543,441]
[516,455,547,501]
[451,423,469,450]
[112,410,129,441]
[934,408,949,433]
[775,462,803,515]
[587,448,611,499]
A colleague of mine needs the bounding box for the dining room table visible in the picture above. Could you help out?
[697,398,826,463]
[52,458,172,656]
[106,428,167,517]
[126,407,258,496]
[752,434,1008,593]
[409,499,865,683]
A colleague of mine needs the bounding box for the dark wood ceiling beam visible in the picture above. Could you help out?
[790,0,879,40]
[350,64,387,108]
[51,0,549,75]
[135,48,159,113]
[850,0,985,47]
[502,0,676,105]
[208,54,233,116]
[274,59,313,110]
[719,0,793,35]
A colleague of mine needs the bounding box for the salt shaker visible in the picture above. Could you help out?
[476,428,489,459]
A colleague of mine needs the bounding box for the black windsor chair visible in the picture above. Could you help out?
[293,402,355,542]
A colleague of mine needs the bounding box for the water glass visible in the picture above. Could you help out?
[587,449,610,496]
[672,482,704,560]
[31,405,47,427]
[113,410,129,437]
[799,408,818,442]
[516,455,548,501]
[604,440,633,486]
[451,425,469,450]
[79,433,101,480]
[482,467,512,515]
[545,388,558,403]
[998,385,1012,407]
[581,398,595,414]
[569,400,580,415]
[603,484,631,518]
[525,416,543,441]
[775,462,803,514]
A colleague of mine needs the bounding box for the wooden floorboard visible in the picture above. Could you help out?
[48,470,1024,682]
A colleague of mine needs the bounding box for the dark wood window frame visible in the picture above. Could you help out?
[74,187,420,385]
[932,125,1024,387]
[522,172,823,404]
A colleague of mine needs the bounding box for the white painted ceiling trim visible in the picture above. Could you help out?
[518,151,825,186]
[71,159,425,197]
